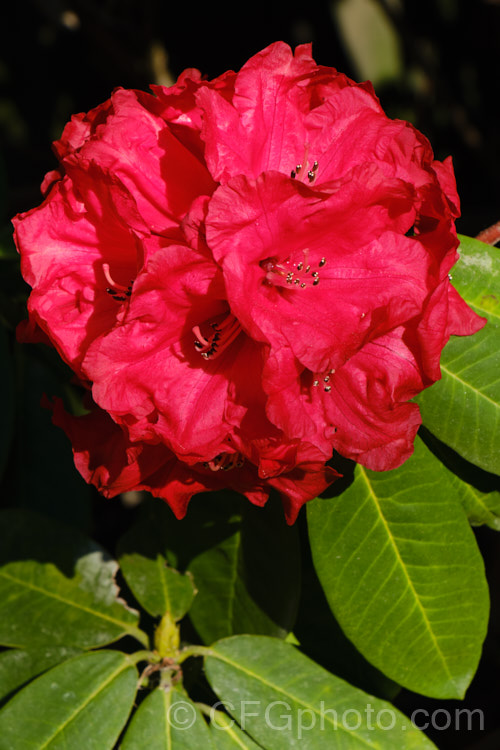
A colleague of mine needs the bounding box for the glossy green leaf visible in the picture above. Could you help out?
[294,552,399,701]
[0,647,80,704]
[417,235,500,475]
[420,427,500,530]
[187,496,300,644]
[0,326,14,483]
[0,509,146,650]
[118,522,196,619]
[119,492,241,573]
[205,635,437,749]
[308,437,489,699]
[121,685,215,749]
[209,710,264,749]
[0,650,137,749]
[125,493,300,645]
[451,472,500,529]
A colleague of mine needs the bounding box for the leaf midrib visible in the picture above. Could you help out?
[0,568,137,633]
[164,689,173,750]
[38,656,132,749]
[224,723,258,749]
[223,534,241,633]
[440,363,500,410]
[358,467,457,692]
[209,649,394,749]
[157,554,171,616]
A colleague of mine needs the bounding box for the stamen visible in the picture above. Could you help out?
[103,263,134,303]
[261,247,326,291]
[310,367,335,394]
[192,327,211,349]
[192,313,242,361]
[103,264,129,292]
[203,452,244,471]
[291,145,321,183]
[303,145,310,170]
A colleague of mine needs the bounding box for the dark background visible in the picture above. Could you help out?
[2,0,500,237]
[1,1,500,748]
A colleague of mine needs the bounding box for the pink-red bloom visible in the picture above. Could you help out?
[13,42,484,522]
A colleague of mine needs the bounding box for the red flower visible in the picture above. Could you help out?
[13,42,484,521]
[47,396,337,524]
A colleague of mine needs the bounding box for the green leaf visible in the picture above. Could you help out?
[0,647,80,704]
[332,0,403,87]
[0,650,137,749]
[124,493,300,645]
[209,711,264,749]
[293,552,400,701]
[187,495,300,644]
[205,635,437,749]
[118,522,196,620]
[0,509,146,650]
[417,234,500,475]
[0,326,14,483]
[420,427,500,530]
[451,472,500,529]
[308,437,489,699]
[121,685,215,749]
[118,492,241,573]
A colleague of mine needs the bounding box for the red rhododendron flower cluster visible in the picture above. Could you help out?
[13,42,484,522]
